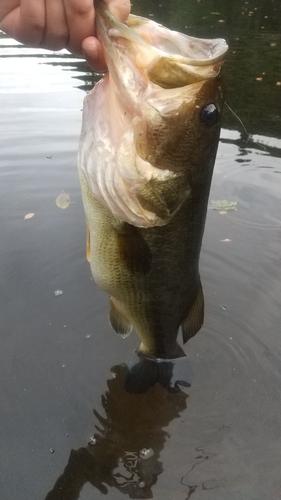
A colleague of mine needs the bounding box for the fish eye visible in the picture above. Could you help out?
[200,104,219,127]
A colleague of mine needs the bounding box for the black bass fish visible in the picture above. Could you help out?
[78,4,228,359]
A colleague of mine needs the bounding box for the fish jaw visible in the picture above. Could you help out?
[96,7,228,96]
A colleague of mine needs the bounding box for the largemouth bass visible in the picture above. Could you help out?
[78,4,228,359]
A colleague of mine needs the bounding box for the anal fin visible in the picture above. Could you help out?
[109,297,132,338]
[181,284,204,344]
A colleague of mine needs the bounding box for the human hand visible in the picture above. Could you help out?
[0,0,130,71]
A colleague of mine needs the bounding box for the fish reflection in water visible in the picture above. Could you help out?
[45,360,190,499]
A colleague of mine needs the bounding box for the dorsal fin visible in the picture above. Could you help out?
[181,284,204,343]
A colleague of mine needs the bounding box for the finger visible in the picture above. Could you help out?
[0,1,19,22]
[0,0,46,46]
[40,0,69,51]
[81,1,131,72]
[82,36,107,72]
[103,0,130,23]
[63,0,95,54]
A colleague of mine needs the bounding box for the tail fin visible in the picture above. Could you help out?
[137,341,186,359]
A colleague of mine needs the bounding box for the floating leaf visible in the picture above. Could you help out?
[24,213,35,219]
[209,200,238,211]
[56,191,71,209]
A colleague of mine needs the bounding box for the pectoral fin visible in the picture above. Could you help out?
[181,284,204,343]
[109,297,132,338]
[136,176,190,222]
[115,222,152,274]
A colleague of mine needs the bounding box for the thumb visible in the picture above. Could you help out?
[82,36,107,72]
[82,1,130,72]
[103,0,130,23]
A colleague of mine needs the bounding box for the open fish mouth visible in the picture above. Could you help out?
[96,5,228,89]
[79,5,228,229]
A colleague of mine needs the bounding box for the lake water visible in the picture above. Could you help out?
[1,1,281,499]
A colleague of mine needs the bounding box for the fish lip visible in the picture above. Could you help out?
[96,8,228,67]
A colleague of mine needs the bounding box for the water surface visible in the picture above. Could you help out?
[1,1,281,499]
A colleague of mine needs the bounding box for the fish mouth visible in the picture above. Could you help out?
[96,4,228,88]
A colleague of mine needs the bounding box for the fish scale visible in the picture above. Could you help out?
[78,4,228,359]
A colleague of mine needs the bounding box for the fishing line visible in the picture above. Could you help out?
[224,101,250,138]
[224,102,269,153]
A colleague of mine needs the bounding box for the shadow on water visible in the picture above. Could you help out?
[45,359,190,499]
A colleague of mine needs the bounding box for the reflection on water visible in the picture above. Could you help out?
[46,362,189,499]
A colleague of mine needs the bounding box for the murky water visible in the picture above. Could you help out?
[1,1,281,499]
